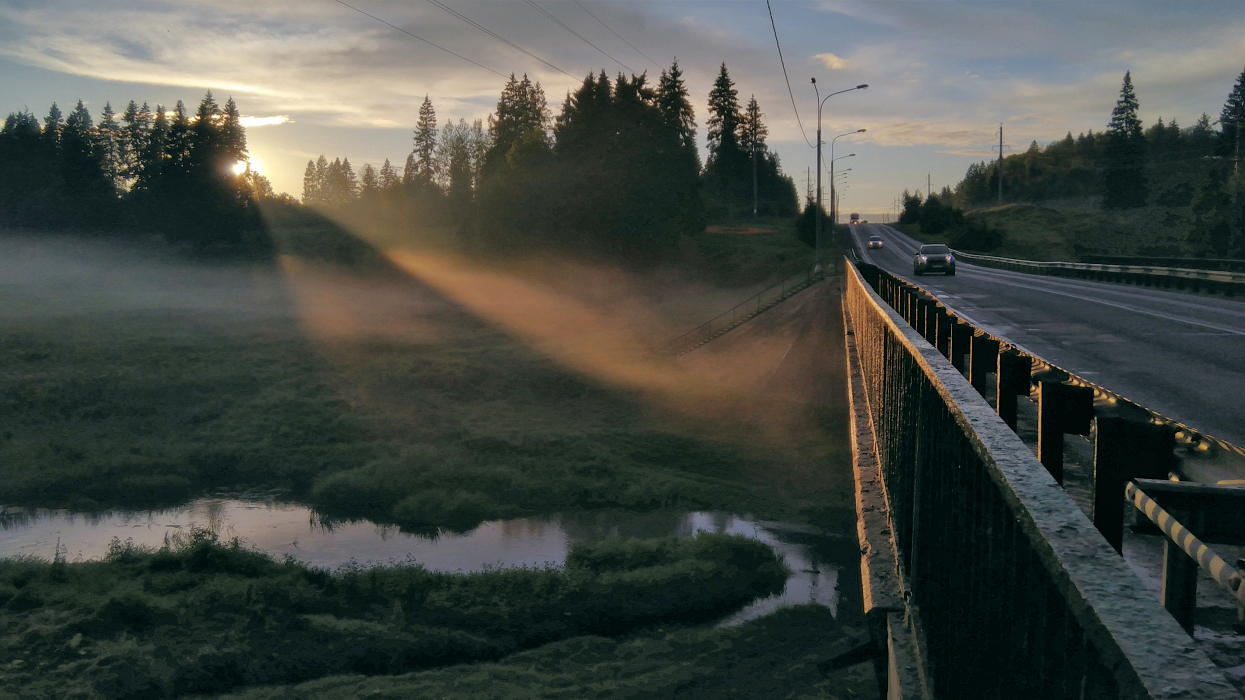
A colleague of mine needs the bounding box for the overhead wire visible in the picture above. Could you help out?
[571,0,659,70]
[765,0,815,149]
[330,0,506,78]
[522,0,632,73]
[424,0,577,79]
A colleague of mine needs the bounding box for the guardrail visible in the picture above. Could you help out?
[844,260,1240,698]
[949,249,1245,296]
[656,267,825,355]
[1082,255,1245,273]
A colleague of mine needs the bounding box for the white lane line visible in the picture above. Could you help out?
[957,275,1245,336]
[965,265,1245,320]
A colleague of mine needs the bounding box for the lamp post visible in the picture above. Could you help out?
[830,129,865,237]
[830,153,854,232]
[812,79,867,272]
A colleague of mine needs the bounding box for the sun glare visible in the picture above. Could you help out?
[232,161,247,175]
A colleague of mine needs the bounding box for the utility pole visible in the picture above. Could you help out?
[811,78,868,273]
[998,123,1004,205]
[927,173,931,200]
[750,137,758,219]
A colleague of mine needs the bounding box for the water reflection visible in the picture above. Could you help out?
[0,499,854,626]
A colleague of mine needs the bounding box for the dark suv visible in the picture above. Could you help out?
[914,244,955,276]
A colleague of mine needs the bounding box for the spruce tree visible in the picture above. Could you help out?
[1102,71,1148,209]
[302,159,320,204]
[1220,65,1245,165]
[739,95,768,218]
[379,158,398,190]
[656,59,697,152]
[120,101,152,186]
[360,163,379,197]
[97,102,123,192]
[43,102,63,146]
[413,96,438,184]
[134,105,168,193]
[484,73,549,175]
[221,96,247,164]
[705,63,748,216]
[402,152,417,187]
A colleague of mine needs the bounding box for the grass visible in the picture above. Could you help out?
[0,217,847,531]
[211,604,877,700]
[682,216,812,287]
[0,529,787,698]
[0,212,862,698]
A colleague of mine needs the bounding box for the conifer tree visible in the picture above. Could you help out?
[706,63,742,160]
[120,101,152,185]
[134,105,168,193]
[360,162,379,196]
[302,159,320,204]
[739,95,768,216]
[97,102,123,191]
[413,96,438,184]
[221,96,247,165]
[656,59,697,153]
[43,102,63,146]
[1220,65,1245,164]
[402,153,417,187]
[484,73,549,175]
[379,158,399,190]
[1102,71,1148,209]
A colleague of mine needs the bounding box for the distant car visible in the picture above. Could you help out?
[868,235,884,249]
[914,244,955,276]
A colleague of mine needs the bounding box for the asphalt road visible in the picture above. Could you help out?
[850,222,1245,448]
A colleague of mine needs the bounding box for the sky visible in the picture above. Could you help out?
[1,0,1243,219]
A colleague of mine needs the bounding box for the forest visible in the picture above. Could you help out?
[909,67,1245,257]
[1,61,799,263]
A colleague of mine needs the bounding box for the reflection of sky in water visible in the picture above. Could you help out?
[0,500,848,625]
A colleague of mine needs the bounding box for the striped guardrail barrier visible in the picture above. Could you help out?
[1127,481,1245,606]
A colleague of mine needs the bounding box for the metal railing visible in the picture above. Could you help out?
[656,267,825,355]
[950,249,1245,295]
[844,261,1239,698]
[1082,255,1245,273]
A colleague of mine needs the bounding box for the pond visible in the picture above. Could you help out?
[0,498,859,626]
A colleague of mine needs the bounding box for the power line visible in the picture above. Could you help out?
[765,0,814,149]
[424,0,577,80]
[522,0,632,73]
[330,0,506,78]
[571,0,659,70]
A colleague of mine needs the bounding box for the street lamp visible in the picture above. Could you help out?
[830,129,865,236]
[831,152,855,230]
[811,79,867,272]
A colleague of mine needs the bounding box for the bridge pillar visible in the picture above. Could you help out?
[1035,377,1094,484]
[996,350,1031,429]
[968,335,999,398]
[1092,413,1176,552]
[934,306,951,357]
[950,321,973,372]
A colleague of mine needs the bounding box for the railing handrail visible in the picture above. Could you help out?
[950,249,1245,284]
[845,260,1240,698]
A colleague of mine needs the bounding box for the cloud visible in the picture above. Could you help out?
[239,115,291,127]
[814,53,848,70]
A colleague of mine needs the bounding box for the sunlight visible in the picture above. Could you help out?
[231,160,247,175]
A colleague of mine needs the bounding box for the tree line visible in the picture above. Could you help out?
[306,61,798,261]
[0,92,279,250]
[934,67,1245,255]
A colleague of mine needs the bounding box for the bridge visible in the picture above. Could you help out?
[837,226,1245,697]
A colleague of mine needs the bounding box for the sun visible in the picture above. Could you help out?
[232,160,247,175]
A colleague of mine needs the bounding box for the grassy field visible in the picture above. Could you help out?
[681,216,813,287]
[0,212,863,698]
[0,530,786,698]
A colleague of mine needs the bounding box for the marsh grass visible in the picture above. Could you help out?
[0,529,786,698]
[0,213,845,532]
[211,604,877,700]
